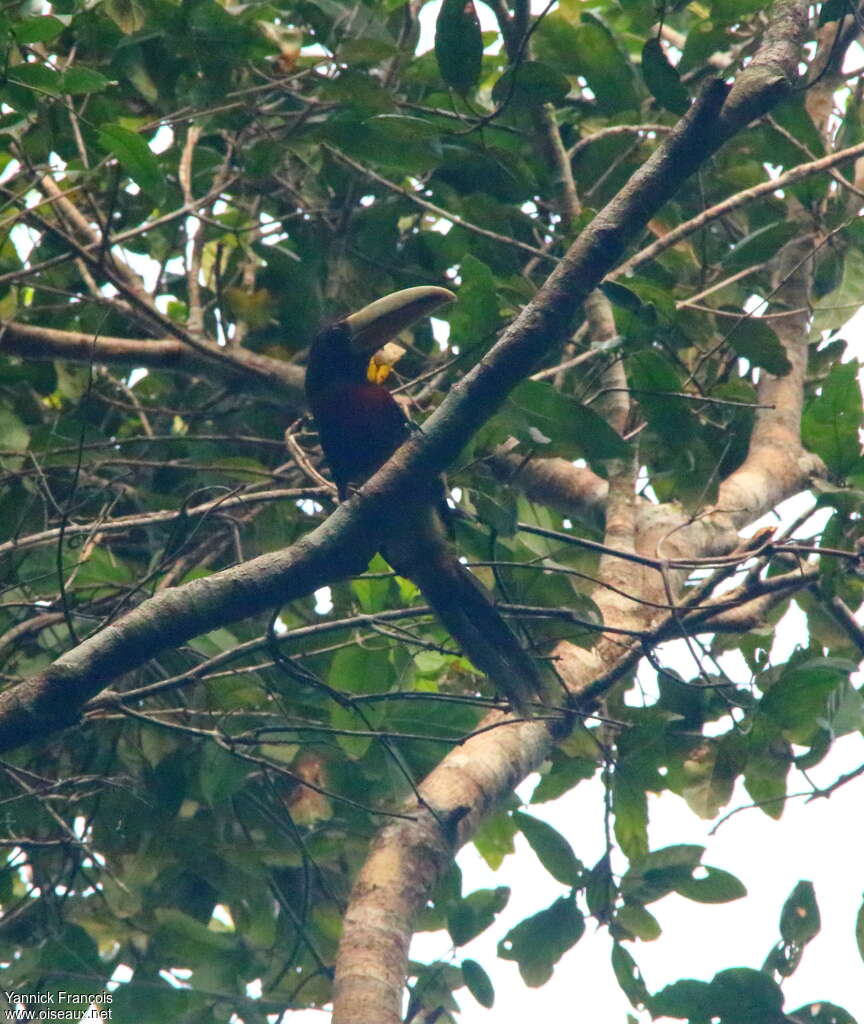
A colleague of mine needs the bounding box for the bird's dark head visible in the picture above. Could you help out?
[306,286,455,397]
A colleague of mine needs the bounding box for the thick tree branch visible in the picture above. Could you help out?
[713,236,823,531]
[0,505,376,750]
[485,451,608,521]
[0,320,305,401]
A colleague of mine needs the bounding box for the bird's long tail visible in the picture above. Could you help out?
[383,511,550,716]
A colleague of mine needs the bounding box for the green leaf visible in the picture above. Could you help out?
[513,811,583,886]
[112,981,199,1023]
[492,61,571,109]
[62,68,111,95]
[708,967,784,1018]
[576,15,639,114]
[611,942,649,1008]
[473,487,517,536]
[711,0,766,22]
[743,724,791,819]
[585,855,615,922]
[726,319,792,376]
[600,280,645,315]
[626,350,693,445]
[760,658,850,738]
[435,0,483,94]
[320,72,394,116]
[35,924,102,999]
[448,887,510,945]
[681,23,730,73]
[613,766,648,861]
[802,360,863,475]
[435,144,535,201]
[448,254,500,351]
[351,553,392,612]
[367,114,441,141]
[788,1004,857,1024]
[462,959,494,1008]
[535,13,638,114]
[189,627,240,658]
[812,248,864,335]
[353,114,442,172]
[675,866,747,904]
[641,39,689,115]
[154,907,238,959]
[508,379,630,462]
[104,0,146,33]
[98,125,166,202]
[680,738,739,820]
[723,220,801,273]
[473,811,518,869]
[616,0,658,31]
[856,896,864,963]
[531,752,597,803]
[621,845,705,904]
[330,700,376,760]
[7,63,61,95]
[619,278,677,324]
[616,902,661,941]
[14,15,65,42]
[637,844,706,872]
[339,37,400,65]
[0,408,30,454]
[780,880,821,946]
[328,645,392,696]
[819,0,847,23]
[199,744,248,806]
[649,978,713,1019]
[498,897,584,986]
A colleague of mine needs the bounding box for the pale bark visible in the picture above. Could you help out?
[486,451,608,521]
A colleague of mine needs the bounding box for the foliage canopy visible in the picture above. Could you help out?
[0,0,863,1022]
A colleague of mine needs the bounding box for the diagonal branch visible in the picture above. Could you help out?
[0,320,305,401]
[615,138,864,279]
[328,146,557,263]
[0,487,322,560]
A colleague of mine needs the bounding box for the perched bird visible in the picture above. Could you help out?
[305,286,549,715]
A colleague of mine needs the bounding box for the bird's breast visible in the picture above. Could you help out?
[311,382,410,496]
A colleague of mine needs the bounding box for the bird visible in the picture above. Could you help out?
[305,286,551,716]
